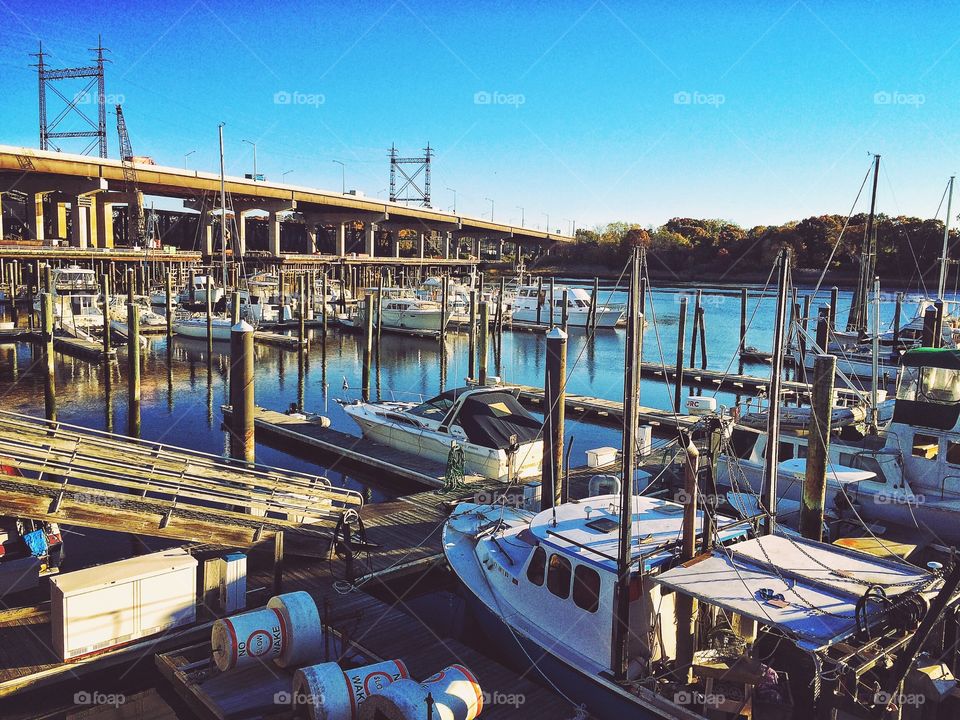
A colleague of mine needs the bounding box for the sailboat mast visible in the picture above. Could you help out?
[871,277,880,430]
[848,154,881,333]
[613,247,641,681]
[218,124,228,292]
[938,175,955,301]
[761,248,790,536]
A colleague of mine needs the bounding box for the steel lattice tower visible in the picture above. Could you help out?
[32,37,109,157]
[388,142,433,207]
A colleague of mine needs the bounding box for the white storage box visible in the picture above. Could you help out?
[586,447,619,468]
[50,547,197,661]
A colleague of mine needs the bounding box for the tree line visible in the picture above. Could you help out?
[545,216,957,285]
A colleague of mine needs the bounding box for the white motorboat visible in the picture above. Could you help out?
[342,386,543,481]
[511,285,624,328]
[178,275,224,305]
[173,313,234,341]
[107,295,166,328]
[349,292,447,332]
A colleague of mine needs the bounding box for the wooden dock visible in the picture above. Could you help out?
[225,405,485,489]
[0,410,363,546]
[0,328,114,360]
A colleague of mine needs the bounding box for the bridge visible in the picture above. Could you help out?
[0,145,574,261]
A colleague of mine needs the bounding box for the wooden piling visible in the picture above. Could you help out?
[8,264,17,325]
[321,273,328,335]
[231,290,241,326]
[496,277,505,335]
[468,289,478,380]
[41,288,56,422]
[696,306,707,370]
[362,294,374,402]
[561,289,569,334]
[739,287,748,355]
[478,302,490,385]
[189,268,196,304]
[542,326,567,511]
[800,295,811,366]
[439,275,449,350]
[102,273,112,358]
[205,275,213,353]
[298,274,306,346]
[892,292,902,357]
[588,277,599,330]
[829,287,839,330]
[229,319,255,463]
[548,278,555,327]
[674,296,687,413]
[536,277,543,325]
[690,290,701,367]
[165,272,174,340]
[127,272,141,438]
[675,433,700,679]
[800,354,836,542]
[374,272,383,348]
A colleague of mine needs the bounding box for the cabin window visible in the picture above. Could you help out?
[948,442,960,466]
[546,554,572,599]
[778,442,795,461]
[526,547,546,586]
[573,565,600,612]
[838,452,887,483]
[728,428,759,459]
[912,433,939,460]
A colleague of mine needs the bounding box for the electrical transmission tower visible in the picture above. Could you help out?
[32,37,109,157]
[389,143,433,207]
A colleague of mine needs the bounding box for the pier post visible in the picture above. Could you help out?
[935,299,945,347]
[561,289,569,334]
[362,294,373,402]
[496,277,505,336]
[468,289,478,380]
[675,433,699,680]
[690,290,701,368]
[541,326,567,511]
[42,287,56,422]
[697,305,707,370]
[588,277,600,332]
[548,278,555,327]
[375,272,383,348]
[478,301,490,385]
[739,287,748,357]
[674,296,687,413]
[321,273,328,335]
[536,277,543,325]
[800,354,836,542]
[799,295,810,367]
[439,275,449,351]
[923,306,939,347]
[7,263,17,326]
[892,292,902,358]
[205,275,214,353]
[189,268,196,304]
[308,270,316,321]
[829,287,839,331]
[127,272,141,438]
[298,274,306,346]
[229,320,255,463]
[101,273,111,358]
[815,306,830,353]
[165,272,174,341]
[231,290,241,325]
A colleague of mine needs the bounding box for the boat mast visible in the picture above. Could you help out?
[847,154,881,334]
[938,175,955,301]
[761,248,790,536]
[613,247,641,681]
[218,123,228,292]
[871,277,880,430]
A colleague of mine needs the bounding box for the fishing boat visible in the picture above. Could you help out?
[35,267,105,333]
[511,285,624,328]
[107,294,167,329]
[177,274,224,306]
[341,386,543,481]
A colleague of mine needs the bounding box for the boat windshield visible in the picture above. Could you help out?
[408,395,456,421]
[899,365,960,405]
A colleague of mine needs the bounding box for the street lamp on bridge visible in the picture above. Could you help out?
[485,197,494,221]
[241,139,258,181]
[333,160,345,194]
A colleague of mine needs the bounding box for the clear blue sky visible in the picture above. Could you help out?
[0,0,957,231]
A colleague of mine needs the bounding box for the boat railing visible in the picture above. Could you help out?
[938,475,960,501]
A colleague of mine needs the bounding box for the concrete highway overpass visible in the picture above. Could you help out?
[0,145,573,261]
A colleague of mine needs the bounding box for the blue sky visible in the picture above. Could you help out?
[0,0,957,231]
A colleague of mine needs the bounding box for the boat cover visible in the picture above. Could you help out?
[454,391,541,449]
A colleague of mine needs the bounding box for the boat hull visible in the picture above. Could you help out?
[173,320,233,341]
[511,307,622,327]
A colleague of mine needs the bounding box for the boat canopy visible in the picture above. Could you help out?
[654,534,941,651]
[901,347,960,369]
[451,389,541,449]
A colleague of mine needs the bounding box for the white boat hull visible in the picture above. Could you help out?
[511,307,622,327]
[173,319,233,341]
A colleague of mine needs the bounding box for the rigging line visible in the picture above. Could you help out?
[792,322,870,399]
[810,160,875,303]
[706,264,777,400]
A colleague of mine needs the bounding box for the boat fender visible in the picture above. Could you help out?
[293,659,410,720]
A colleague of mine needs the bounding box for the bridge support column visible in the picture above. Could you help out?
[96,197,114,248]
[336,222,347,256]
[364,223,376,257]
[29,193,45,241]
[0,193,4,241]
[202,213,215,256]
[497,239,504,259]
[235,209,250,256]
[268,211,282,255]
[70,196,89,249]
[418,233,426,260]
[55,202,68,240]
[390,233,400,258]
[443,232,451,259]
[305,223,318,254]
[472,237,480,259]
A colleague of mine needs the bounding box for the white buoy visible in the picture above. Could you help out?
[293,659,409,720]
[268,591,324,668]
[210,591,322,671]
[358,664,482,720]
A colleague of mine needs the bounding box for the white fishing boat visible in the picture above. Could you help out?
[106,295,166,328]
[347,292,447,332]
[177,275,224,305]
[51,265,98,293]
[341,386,543,481]
[511,285,624,327]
